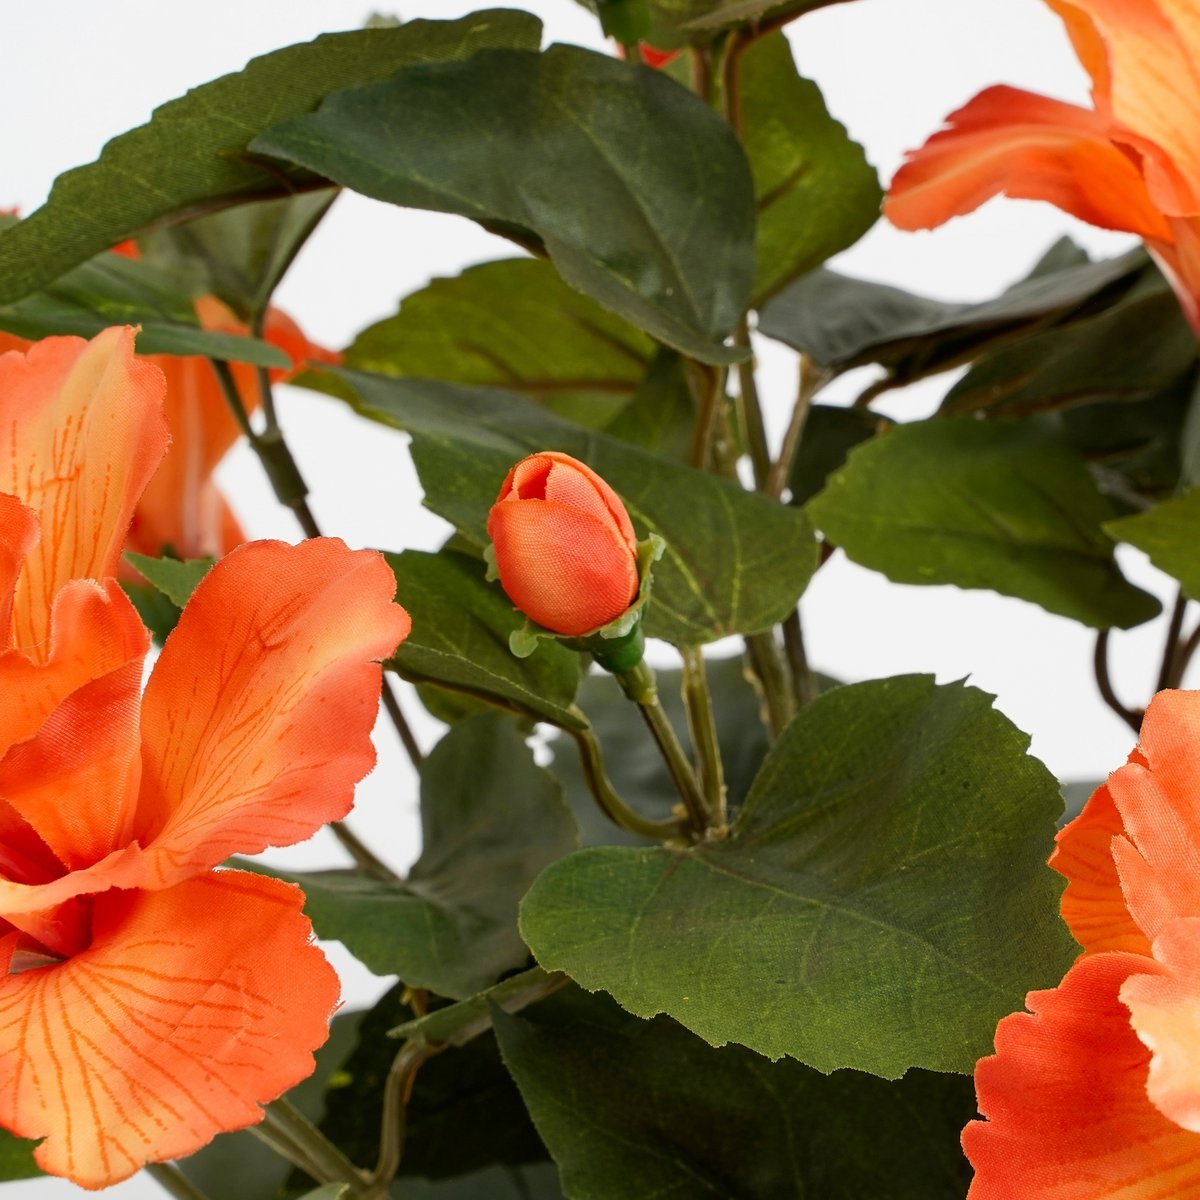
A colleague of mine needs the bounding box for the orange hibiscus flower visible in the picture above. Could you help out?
[0,327,409,1187]
[885,1,1200,335]
[965,690,1200,1196]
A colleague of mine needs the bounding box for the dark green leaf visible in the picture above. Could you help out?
[787,404,889,507]
[547,652,773,848]
[807,417,1160,629]
[124,553,214,608]
[521,675,1076,1076]
[400,1164,564,1199]
[253,46,755,362]
[0,218,288,366]
[312,983,549,1185]
[120,581,183,647]
[297,1188,349,1200]
[495,986,975,1199]
[576,0,848,43]
[139,191,338,324]
[323,370,819,645]
[0,1129,41,1182]
[599,349,695,461]
[942,267,1197,419]
[387,549,585,730]
[251,714,577,998]
[758,243,1144,379]
[1106,487,1200,601]
[345,258,654,429]
[741,35,880,304]
[0,12,542,303]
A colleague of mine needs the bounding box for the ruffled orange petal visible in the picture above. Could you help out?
[1052,762,1151,955]
[0,328,167,661]
[0,494,38,648]
[1106,691,1200,944]
[0,580,149,757]
[135,539,410,887]
[1048,0,1200,214]
[0,870,339,1189]
[1123,917,1200,1134]
[885,85,1173,241]
[1045,0,1113,98]
[965,951,1200,1199]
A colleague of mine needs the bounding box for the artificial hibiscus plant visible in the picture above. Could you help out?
[1,1,1200,1197]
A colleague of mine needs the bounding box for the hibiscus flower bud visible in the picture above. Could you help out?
[487,451,640,637]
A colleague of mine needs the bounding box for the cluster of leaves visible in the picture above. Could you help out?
[2,2,1197,1197]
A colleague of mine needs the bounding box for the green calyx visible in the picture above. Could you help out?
[505,533,666,668]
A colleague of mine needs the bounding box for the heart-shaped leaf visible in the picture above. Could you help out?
[520,675,1076,1077]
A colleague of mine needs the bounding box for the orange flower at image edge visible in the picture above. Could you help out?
[0,328,409,1187]
[885,0,1200,334]
[965,690,1200,1197]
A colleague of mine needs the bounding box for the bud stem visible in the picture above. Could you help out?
[680,646,727,834]
[615,661,711,837]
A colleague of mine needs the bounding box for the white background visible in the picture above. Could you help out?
[2,0,1187,1194]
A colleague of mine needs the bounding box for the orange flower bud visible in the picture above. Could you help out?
[487,451,639,637]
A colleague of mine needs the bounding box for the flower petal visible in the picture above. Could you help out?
[0,493,38,648]
[0,870,339,1189]
[965,951,1200,1199]
[1048,0,1200,214]
[1123,917,1200,1134]
[1051,762,1150,955]
[0,328,167,661]
[135,538,410,886]
[1106,691,1200,944]
[885,85,1173,241]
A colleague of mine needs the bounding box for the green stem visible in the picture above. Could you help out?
[145,1163,212,1200]
[614,661,710,836]
[745,631,794,738]
[733,317,770,489]
[249,1118,331,1185]
[765,355,828,500]
[686,361,724,471]
[1093,630,1142,734]
[365,1042,440,1197]
[782,609,819,709]
[264,1098,371,1193]
[1156,587,1189,694]
[1171,620,1200,689]
[680,646,726,832]
[561,711,687,841]
[329,819,399,882]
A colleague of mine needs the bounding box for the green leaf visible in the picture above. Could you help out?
[311,983,550,1187]
[345,258,655,428]
[387,549,585,730]
[1106,487,1200,601]
[521,675,1076,1077]
[547,652,773,848]
[322,370,819,646]
[392,967,563,1046]
[741,35,880,304]
[298,1187,349,1200]
[807,417,1160,629]
[575,0,847,43]
[0,12,542,304]
[0,1129,41,1182]
[400,1164,564,1199]
[942,265,1197,419]
[758,242,1144,379]
[599,349,695,461]
[252,714,577,998]
[139,191,338,324]
[123,553,214,608]
[0,218,288,366]
[787,404,889,507]
[253,46,756,363]
[494,986,976,1199]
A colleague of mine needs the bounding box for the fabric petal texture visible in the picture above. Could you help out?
[0,328,168,660]
[885,85,1172,240]
[135,537,410,887]
[0,872,339,1188]
[966,951,1200,1199]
